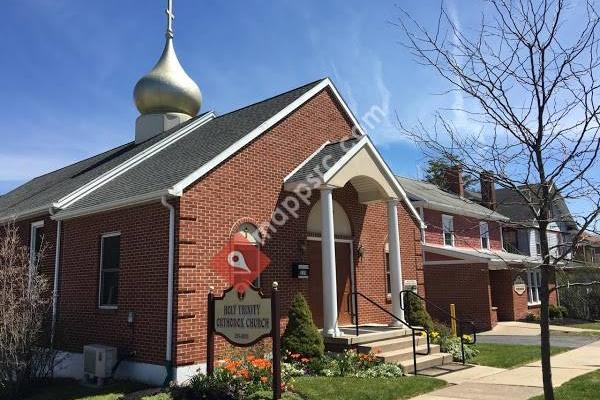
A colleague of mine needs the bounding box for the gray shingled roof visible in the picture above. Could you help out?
[0,79,324,220]
[396,176,509,221]
[496,185,576,228]
[286,137,360,182]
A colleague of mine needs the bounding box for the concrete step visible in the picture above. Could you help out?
[324,326,412,346]
[357,335,428,353]
[400,353,454,373]
[378,344,441,363]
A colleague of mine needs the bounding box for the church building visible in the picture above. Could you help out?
[0,2,430,385]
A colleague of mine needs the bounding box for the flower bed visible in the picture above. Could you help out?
[172,349,404,400]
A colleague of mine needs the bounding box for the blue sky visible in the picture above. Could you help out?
[0,0,595,222]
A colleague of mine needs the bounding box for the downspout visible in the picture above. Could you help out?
[161,196,175,386]
[49,207,62,347]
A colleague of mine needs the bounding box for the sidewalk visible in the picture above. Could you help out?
[478,321,599,336]
[412,338,600,400]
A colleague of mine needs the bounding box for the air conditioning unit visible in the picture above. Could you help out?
[83,344,117,380]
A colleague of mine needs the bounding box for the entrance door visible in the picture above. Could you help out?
[307,240,353,328]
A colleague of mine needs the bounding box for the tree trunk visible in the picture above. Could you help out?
[538,220,554,400]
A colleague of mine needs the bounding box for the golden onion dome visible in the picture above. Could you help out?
[133,38,201,117]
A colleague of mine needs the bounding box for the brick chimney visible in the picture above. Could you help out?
[444,165,465,197]
[480,171,497,210]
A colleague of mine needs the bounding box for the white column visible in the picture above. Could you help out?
[387,199,405,324]
[321,186,341,336]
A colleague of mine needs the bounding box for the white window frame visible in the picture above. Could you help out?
[480,221,490,250]
[29,220,44,285]
[527,269,542,305]
[535,230,541,256]
[442,214,454,247]
[98,232,121,309]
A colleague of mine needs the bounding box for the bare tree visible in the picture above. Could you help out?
[0,224,54,399]
[395,1,600,398]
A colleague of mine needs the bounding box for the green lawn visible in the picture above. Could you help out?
[529,370,600,400]
[563,321,600,330]
[292,376,447,400]
[471,343,569,369]
[22,379,153,400]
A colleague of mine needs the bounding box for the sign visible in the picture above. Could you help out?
[292,263,310,279]
[513,275,527,295]
[404,279,418,293]
[207,283,281,400]
[213,286,272,345]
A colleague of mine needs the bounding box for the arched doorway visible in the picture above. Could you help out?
[305,199,354,328]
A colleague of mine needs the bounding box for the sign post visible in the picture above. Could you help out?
[207,282,281,400]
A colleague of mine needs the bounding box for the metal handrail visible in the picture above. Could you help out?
[400,290,479,364]
[347,291,430,375]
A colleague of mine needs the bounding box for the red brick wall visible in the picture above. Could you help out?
[423,209,503,251]
[489,269,515,321]
[423,263,494,331]
[175,89,423,366]
[56,203,170,364]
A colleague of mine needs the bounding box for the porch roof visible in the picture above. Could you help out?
[423,243,539,269]
[283,136,425,228]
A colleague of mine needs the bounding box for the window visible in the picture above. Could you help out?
[480,222,490,249]
[527,269,542,305]
[535,230,541,256]
[236,223,262,288]
[442,215,454,246]
[384,251,391,297]
[99,233,121,308]
[29,221,44,285]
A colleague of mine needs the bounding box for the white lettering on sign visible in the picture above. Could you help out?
[214,287,272,345]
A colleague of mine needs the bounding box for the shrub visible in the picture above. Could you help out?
[438,336,479,362]
[281,294,324,358]
[525,312,540,322]
[354,362,404,378]
[549,304,568,319]
[0,224,55,399]
[403,293,434,331]
[185,355,294,399]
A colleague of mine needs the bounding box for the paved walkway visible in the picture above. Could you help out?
[478,321,599,336]
[412,338,600,400]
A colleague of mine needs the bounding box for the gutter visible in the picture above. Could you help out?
[161,195,176,386]
[48,206,62,347]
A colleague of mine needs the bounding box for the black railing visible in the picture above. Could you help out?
[347,291,430,375]
[400,290,478,365]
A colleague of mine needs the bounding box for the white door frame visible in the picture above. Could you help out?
[306,236,356,325]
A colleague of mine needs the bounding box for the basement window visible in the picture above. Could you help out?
[99,233,121,309]
[442,214,454,247]
[480,221,490,249]
[527,269,542,305]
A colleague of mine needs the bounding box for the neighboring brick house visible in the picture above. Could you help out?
[396,167,557,331]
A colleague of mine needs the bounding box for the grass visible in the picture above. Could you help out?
[471,343,569,369]
[563,321,600,330]
[292,376,447,400]
[529,370,600,400]
[22,379,152,400]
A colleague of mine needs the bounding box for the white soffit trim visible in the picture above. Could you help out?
[322,136,425,228]
[169,78,364,195]
[52,112,216,210]
[0,206,48,224]
[52,189,173,221]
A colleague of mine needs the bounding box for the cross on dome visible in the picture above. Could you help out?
[166,0,175,39]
